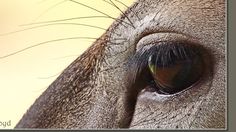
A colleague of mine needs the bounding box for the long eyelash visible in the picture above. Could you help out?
[149,42,198,67]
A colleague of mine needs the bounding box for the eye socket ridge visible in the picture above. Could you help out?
[128,41,205,95]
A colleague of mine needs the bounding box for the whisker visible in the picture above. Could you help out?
[20,16,111,26]
[32,0,68,22]
[37,72,62,79]
[51,54,80,60]
[31,86,48,93]
[109,0,135,28]
[52,39,128,61]
[0,23,108,36]
[0,37,99,59]
[68,0,133,28]
[0,36,127,60]
[102,0,135,28]
[114,0,141,21]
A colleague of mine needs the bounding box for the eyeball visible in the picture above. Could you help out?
[148,43,204,95]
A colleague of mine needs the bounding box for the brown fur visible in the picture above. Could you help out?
[16,0,226,129]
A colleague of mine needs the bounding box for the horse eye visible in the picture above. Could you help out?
[147,43,204,95]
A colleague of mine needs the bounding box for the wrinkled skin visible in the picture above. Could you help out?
[16,0,226,129]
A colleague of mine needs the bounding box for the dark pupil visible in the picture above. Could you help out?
[148,43,204,94]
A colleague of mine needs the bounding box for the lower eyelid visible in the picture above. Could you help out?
[138,88,175,102]
[138,74,206,102]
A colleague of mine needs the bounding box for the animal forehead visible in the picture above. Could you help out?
[131,0,225,42]
[133,0,225,23]
[137,0,224,8]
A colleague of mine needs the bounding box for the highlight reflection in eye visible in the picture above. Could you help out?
[147,43,204,95]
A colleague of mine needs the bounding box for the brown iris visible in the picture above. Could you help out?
[148,43,204,94]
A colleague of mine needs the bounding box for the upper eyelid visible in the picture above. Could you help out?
[135,32,200,51]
